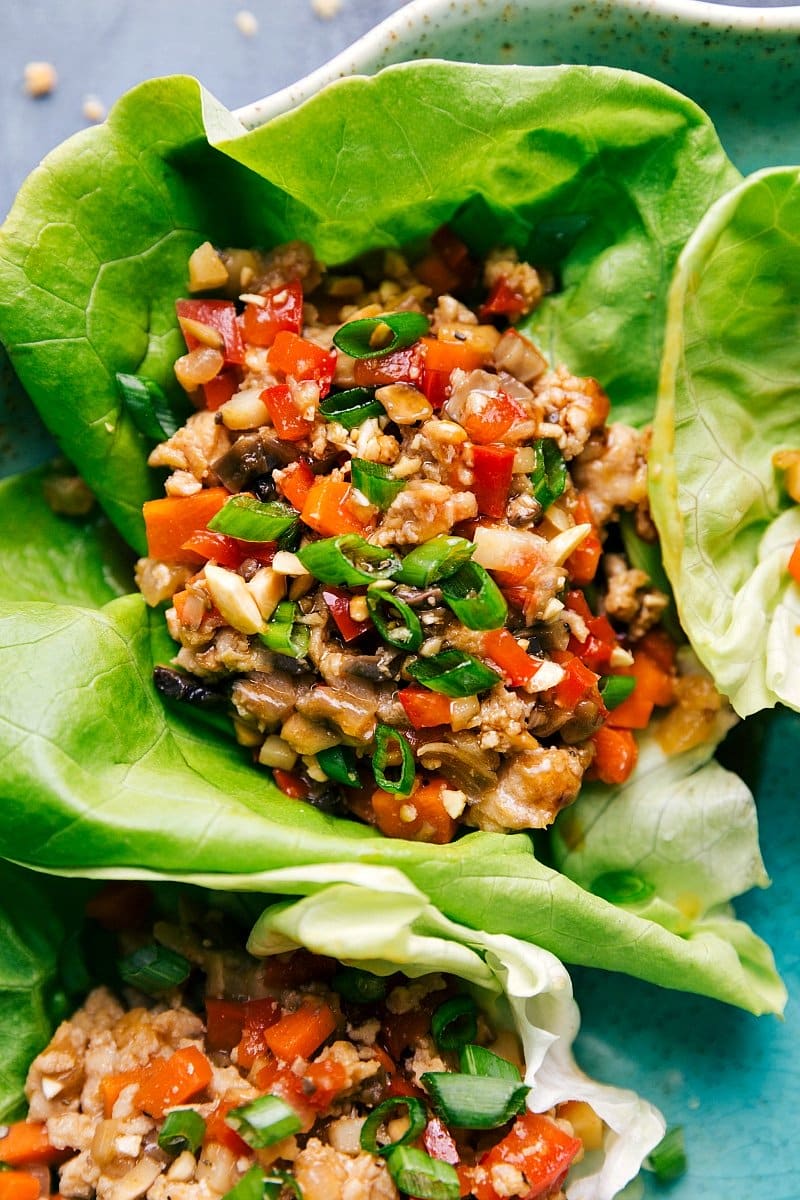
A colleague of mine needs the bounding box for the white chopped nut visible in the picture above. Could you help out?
[441,788,467,819]
[512,446,536,474]
[303,754,329,782]
[40,1076,63,1100]
[82,94,105,123]
[541,596,565,621]
[235,9,259,35]
[107,1156,162,1200]
[349,595,369,623]
[376,383,433,425]
[426,419,468,445]
[392,455,423,479]
[246,567,286,621]
[258,736,298,770]
[525,659,566,692]
[166,1151,197,1182]
[399,804,418,823]
[188,241,229,293]
[204,563,266,634]
[177,315,224,350]
[311,0,342,18]
[24,61,57,97]
[272,551,310,577]
[609,645,635,669]
[546,523,591,565]
[233,718,263,748]
[219,389,269,430]
[239,292,266,307]
[114,1134,142,1158]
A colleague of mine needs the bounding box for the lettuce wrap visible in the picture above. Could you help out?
[650,166,800,716]
[0,65,784,1015]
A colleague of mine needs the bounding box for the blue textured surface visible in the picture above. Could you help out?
[1,3,798,1197]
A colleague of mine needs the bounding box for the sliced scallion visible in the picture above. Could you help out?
[157,1109,206,1155]
[360,1097,428,1156]
[316,744,361,788]
[222,1166,267,1200]
[226,1094,302,1149]
[333,312,430,360]
[407,650,501,698]
[264,1170,302,1200]
[647,1126,687,1183]
[259,601,310,659]
[116,372,182,440]
[297,535,401,586]
[431,996,478,1051]
[320,387,385,429]
[599,675,636,709]
[459,1044,521,1082]
[531,438,567,512]
[332,965,388,1004]
[421,1072,529,1130]
[440,562,507,631]
[367,586,423,651]
[591,870,654,905]
[385,1145,460,1200]
[351,459,406,510]
[373,724,415,796]
[208,495,298,543]
[118,944,191,994]
[394,537,475,587]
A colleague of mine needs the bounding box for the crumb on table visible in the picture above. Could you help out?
[24,61,58,97]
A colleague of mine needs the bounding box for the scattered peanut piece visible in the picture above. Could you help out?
[82,95,106,123]
[312,0,342,19]
[23,61,57,98]
[235,9,259,36]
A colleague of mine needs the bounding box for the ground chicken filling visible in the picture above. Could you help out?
[1,887,603,1200]
[133,232,721,841]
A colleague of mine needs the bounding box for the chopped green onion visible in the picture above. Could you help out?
[385,1145,460,1200]
[647,1126,687,1183]
[351,459,406,509]
[333,965,388,1004]
[591,870,655,905]
[440,562,507,631]
[431,996,478,1051]
[116,372,182,440]
[367,586,423,651]
[259,601,310,659]
[297,535,401,586]
[421,1072,529,1130]
[316,744,361,788]
[531,438,567,512]
[394,537,475,587]
[320,387,385,429]
[118,944,191,994]
[222,1166,268,1200]
[360,1097,428,1156]
[373,724,416,796]
[158,1109,206,1155]
[208,496,298,543]
[333,312,430,359]
[226,1094,302,1149]
[599,674,637,709]
[407,650,501,698]
[264,1170,303,1200]
[459,1044,521,1082]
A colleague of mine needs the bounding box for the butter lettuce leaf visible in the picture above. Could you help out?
[0,65,739,551]
[651,166,800,716]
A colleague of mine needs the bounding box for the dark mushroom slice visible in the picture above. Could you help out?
[153,666,229,709]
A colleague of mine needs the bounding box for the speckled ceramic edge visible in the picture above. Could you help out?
[235,0,800,129]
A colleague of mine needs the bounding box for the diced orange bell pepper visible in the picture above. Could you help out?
[398,686,453,729]
[143,487,229,560]
[566,494,602,586]
[206,998,247,1052]
[607,650,674,730]
[100,1068,147,1118]
[371,778,457,844]
[242,280,303,347]
[301,478,372,537]
[590,725,638,785]
[789,538,800,584]
[0,1172,41,1200]
[263,998,337,1062]
[135,1046,213,1118]
[268,332,336,397]
[277,459,316,511]
[470,1113,582,1200]
[0,1123,65,1168]
[262,383,314,441]
[483,628,542,687]
[420,336,486,408]
[637,628,676,674]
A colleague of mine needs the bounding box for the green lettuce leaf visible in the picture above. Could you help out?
[246,867,665,1200]
[0,64,739,551]
[651,166,800,716]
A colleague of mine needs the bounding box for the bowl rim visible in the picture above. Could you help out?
[234,0,800,129]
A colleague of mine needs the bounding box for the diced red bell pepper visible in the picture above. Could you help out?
[205,1099,253,1157]
[181,530,276,570]
[273,769,313,799]
[353,343,424,389]
[471,1112,582,1200]
[420,336,487,408]
[398,686,453,729]
[203,367,239,411]
[564,590,618,671]
[262,383,314,441]
[206,998,247,1052]
[424,1118,460,1165]
[235,997,282,1068]
[478,275,528,320]
[300,1060,349,1111]
[301,478,373,537]
[552,653,602,710]
[277,459,316,511]
[470,444,516,519]
[263,998,337,1062]
[590,725,638,785]
[143,488,230,560]
[790,538,800,585]
[242,280,303,347]
[268,332,337,398]
[483,628,541,687]
[322,586,372,642]
[461,391,527,444]
[176,299,245,365]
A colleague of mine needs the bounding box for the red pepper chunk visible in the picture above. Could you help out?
[205,1099,253,1157]
[353,343,424,389]
[268,332,336,398]
[181,531,276,569]
[176,300,245,365]
[471,1113,582,1200]
[470,444,516,519]
[322,586,371,642]
[479,276,528,320]
[483,629,541,687]
[262,383,314,441]
[566,494,602,585]
[551,653,602,711]
[206,998,247,1052]
[420,337,486,408]
[235,998,282,1068]
[242,280,303,347]
[277,459,316,511]
[203,368,239,412]
[273,769,312,799]
[461,391,527,445]
[398,686,452,729]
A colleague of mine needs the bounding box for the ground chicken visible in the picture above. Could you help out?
[134,559,192,607]
[372,480,477,545]
[483,247,543,316]
[534,366,610,460]
[147,411,231,486]
[407,1036,449,1088]
[293,1139,397,1200]
[473,684,538,753]
[572,423,649,525]
[465,744,592,832]
[603,553,669,638]
[430,293,478,331]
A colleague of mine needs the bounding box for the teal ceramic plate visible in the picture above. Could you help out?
[1,3,798,1196]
